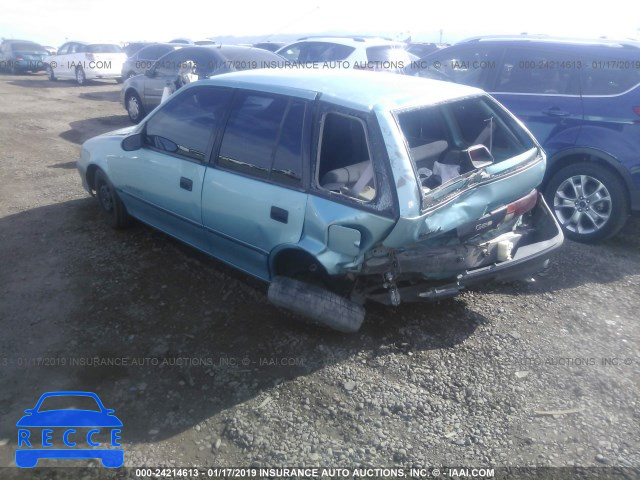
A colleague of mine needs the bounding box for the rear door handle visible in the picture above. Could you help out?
[179,177,193,191]
[542,108,570,117]
[270,206,288,224]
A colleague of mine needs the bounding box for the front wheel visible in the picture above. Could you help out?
[46,64,56,81]
[544,162,628,243]
[126,92,145,123]
[94,169,131,229]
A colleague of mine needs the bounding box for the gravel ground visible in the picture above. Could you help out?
[0,73,638,479]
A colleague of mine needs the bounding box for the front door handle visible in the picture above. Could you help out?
[179,177,193,191]
[542,108,570,117]
[270,206,288,224]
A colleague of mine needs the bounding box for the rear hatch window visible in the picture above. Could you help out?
[86,44,123,54]
[364,46,412,70]
[395,95,538,209]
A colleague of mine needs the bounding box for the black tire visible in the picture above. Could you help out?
[544,162,628,243]
[125,92,145,124]
[46,64,56,81]
[94,169,131,229]
[268,276,365,333]
[75,67,86,85]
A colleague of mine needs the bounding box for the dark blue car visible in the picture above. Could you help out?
[16,391,123,468]
[408,35,640,242]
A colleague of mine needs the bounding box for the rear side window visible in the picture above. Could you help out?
[496,48,580,94]
[218,93,305,187]
[317,113,375,202]
[145,87,232,162]
[581,54,640,95]
[139,45,171,60]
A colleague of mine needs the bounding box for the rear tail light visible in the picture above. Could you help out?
[504,189,538,222]
[633,106,640,116]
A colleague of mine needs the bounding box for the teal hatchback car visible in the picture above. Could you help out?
[78,69,563,332]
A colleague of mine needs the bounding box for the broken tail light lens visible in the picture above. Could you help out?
[504,189,538,222]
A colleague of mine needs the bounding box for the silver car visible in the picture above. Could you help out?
[121,45,284,123]
[121,43,183,80]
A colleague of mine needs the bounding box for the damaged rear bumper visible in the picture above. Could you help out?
[362,194,563,304]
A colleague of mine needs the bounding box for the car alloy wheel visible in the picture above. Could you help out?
[545,162,629,243]
[552,174,612,235]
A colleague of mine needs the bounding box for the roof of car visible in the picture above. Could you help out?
[459,34,640,49]
[197,68,483,111]
[289,36,406,47]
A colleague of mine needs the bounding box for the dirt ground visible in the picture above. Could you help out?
[0,73,639,480]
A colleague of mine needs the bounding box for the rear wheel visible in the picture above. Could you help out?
[544,162,628,243]
[268,276,365,333]
[75,67,86,85]
[94,169,131,229]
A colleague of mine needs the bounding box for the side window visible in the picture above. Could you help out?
[145,87,231,162]
[420,46,499,88]
[141,46,167,61]
[155,50,182,76]
[278,43,303,61]
[581,54,640,95]
[218,92,305,187]
[317,113,375,202]
[496,48,580,94]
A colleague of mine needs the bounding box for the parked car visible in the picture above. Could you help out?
[406,42,447,58]
[407,35,640,242]
[43,46,57,56]
[123,42,155,57]
[0,40,49,73]
[167,38,216,46]
[277,36,412,71]
[121,43,183,79]
[121,45,283,123]
[253,41,286,52]
[45,42,127,85]
[80,69,563,332]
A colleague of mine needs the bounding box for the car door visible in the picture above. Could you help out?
[109,85,233,251]
[201,90,312,280]
[53,43,70,78]
[489,46,583,154]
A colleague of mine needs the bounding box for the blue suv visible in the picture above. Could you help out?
[408,35,640,242]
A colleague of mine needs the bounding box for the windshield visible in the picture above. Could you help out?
[37,395,101,412]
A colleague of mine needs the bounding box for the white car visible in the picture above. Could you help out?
[45,41,126,85]
[277,36,413,71]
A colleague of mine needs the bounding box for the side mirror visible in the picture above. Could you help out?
[122,133,143,151]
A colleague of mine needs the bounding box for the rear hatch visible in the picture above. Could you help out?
[11,42,48,67]
[385,93,546,247]
[86,44,127,74]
